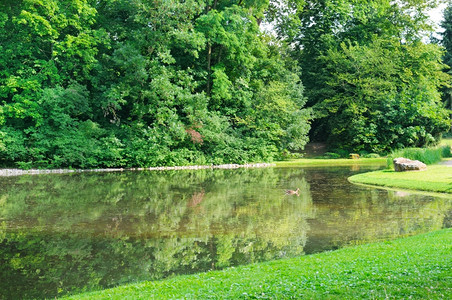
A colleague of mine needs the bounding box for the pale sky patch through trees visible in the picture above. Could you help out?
[428,2,447,28]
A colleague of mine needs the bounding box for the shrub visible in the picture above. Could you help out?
[441,145,451,157]
[323,152,341,159]
[387,145,451,168]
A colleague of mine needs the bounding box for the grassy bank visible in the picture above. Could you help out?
[64,229,451,299]
[387,145,451,167]
[348,164,452,194]
[275,157,386,167]
[441,138,452,147]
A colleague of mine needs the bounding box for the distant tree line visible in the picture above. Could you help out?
[0,0,450,168]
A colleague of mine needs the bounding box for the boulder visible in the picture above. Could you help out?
[393,157,427,172]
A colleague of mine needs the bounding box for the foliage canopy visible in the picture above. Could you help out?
[0,0,311,168]
[271,0,451,153]
[0,0,450,167]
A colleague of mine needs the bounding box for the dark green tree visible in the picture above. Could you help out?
[0,0,117,167]
[442,3,452,67]
[440,2,452,113]
[319,38,450,152]
[0,0,312,168]
[92,0,311,166]
[270,0,450,152]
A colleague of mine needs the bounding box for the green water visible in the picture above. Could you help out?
[0,166,450,299]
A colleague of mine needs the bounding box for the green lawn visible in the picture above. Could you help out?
[349,164,452,193]
[440,138,452,147]
[64,229,451,299]
[275,157,386,167]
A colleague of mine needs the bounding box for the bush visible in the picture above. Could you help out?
[323,152,341,159]
[387,145,451,168]
[441,145,452,157]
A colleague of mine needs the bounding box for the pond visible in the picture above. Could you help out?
[0,165,451,299]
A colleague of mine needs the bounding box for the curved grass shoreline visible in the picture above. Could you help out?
[348,163,452,194]
[63,229,451,299]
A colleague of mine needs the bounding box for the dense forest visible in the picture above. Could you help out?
[0,0,451,168]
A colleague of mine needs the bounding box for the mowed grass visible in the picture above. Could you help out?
[349,164,452,193]
[275,157,386,167]
[64,229,451,299]
[441,138,452,147]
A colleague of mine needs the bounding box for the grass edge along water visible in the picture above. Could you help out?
[349,142,452,194]
[64,229,452,299]
[348,164,452,194]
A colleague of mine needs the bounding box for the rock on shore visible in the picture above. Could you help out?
[393,157,427,172]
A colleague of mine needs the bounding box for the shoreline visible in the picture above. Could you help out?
[348,163,452,194]
[64,229,452,299]
[0,163,276,177]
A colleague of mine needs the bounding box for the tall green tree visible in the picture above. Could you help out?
[440,2,452,112]
[270,0,451,152]
[1,0,312,168]
[442,3,452,66]
[319,38,450,152]
[92,0,311,166]
[0,0,115,167]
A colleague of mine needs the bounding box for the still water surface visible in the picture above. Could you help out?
[0,165,451,299]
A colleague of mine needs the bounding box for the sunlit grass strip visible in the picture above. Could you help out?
[64,229,451,300]
[348,165,452,193]
[440,138,452,147]
[275,157,386,167]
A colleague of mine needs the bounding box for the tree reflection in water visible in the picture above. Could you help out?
[0,167,450,299]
